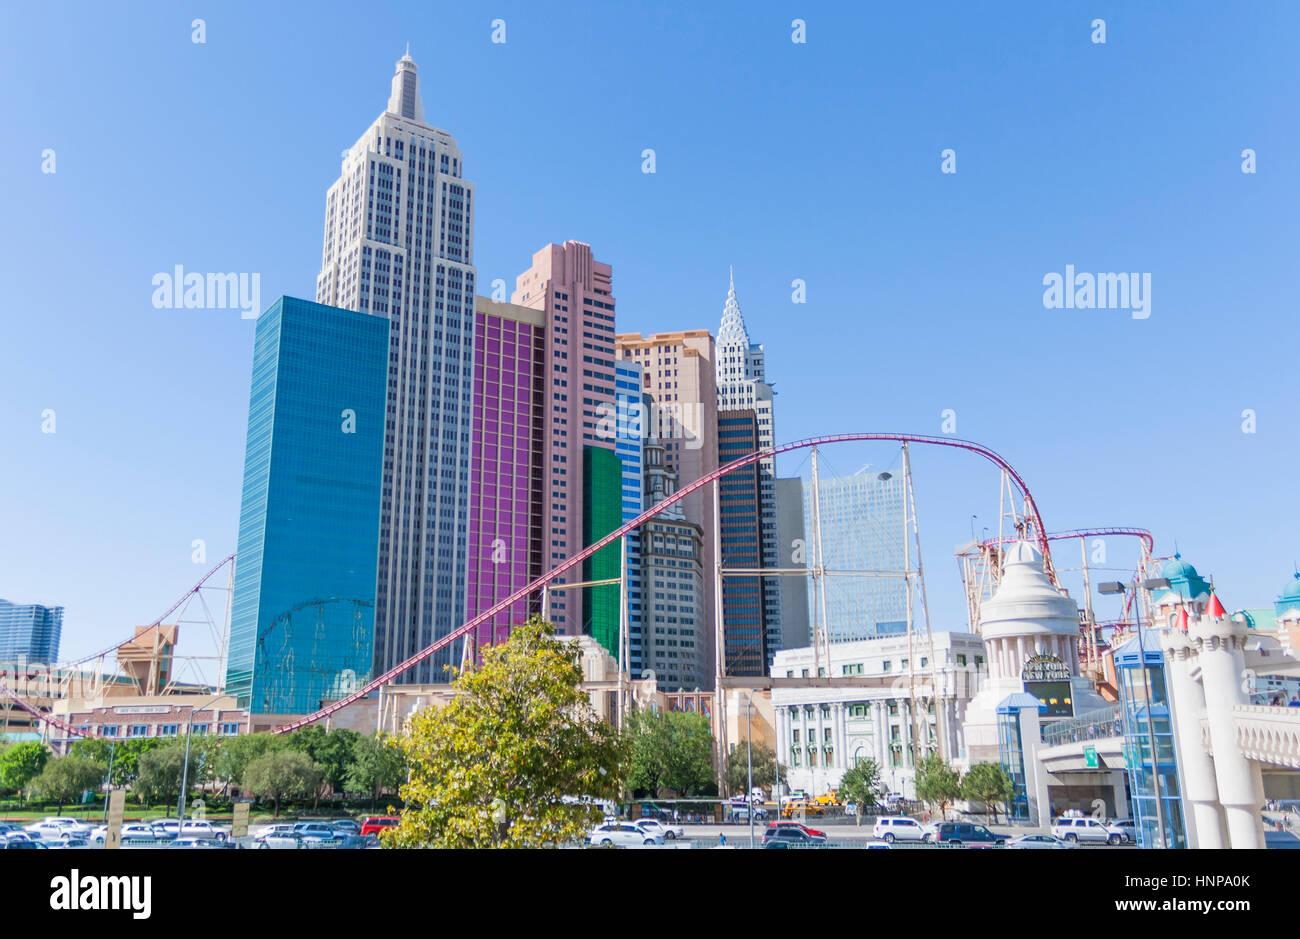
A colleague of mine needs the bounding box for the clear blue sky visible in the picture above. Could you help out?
[2,0,1297,662]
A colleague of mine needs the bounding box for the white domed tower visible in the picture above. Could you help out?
[979,540,1082,683]
[961,541,1109,766]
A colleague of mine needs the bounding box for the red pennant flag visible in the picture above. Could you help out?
[1176,607,1189,632]
[1206,593,1226,619]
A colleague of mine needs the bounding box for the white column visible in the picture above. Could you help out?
[872,701,886,766]
[1159,632,1223,848]
[1192,614,1265,849]
[836,703,848,768]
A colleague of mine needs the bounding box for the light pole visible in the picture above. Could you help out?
[1099,577,1169,848]
[101,740,117,823]
[745,690,755,849]
[177,692,225,829]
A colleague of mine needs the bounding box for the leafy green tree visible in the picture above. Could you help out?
[915,752,962,821]
[69,738,165,789]
[838,759,883,814]
[0,741,49,800]
[214,732,285,796]
[625,707,715,798]
[345,733,407,811]
[961,762,1014,823]
[287,725,360,798]
[29,755,104,813]
[242,749,324,817]
[133,742,199,807]
[391,616,626,848]
[725,740,786,795]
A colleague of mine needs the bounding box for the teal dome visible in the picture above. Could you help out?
[1160,555,1200,581]
[1281,574,1300,603]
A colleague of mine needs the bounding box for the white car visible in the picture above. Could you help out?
[1106,819,1136,843]
[633,818,683,841]
[24,817,92,840]
[872,816,926,843]
[1051,816,1119,844]
[180,820,230,840]
[1007,834,1078,850]
[254,831,303,849]
[589,823,663,847]
[251,822,298,839]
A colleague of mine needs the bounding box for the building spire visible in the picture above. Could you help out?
[718,267,748,345]
[388,46,425,122]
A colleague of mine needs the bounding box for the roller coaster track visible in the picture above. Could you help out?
[274,432,1054,732]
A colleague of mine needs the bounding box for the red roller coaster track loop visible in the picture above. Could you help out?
[982,527,1154,554]
[273,432,1053,733]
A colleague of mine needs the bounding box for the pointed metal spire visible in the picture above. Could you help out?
[718,267,749,345]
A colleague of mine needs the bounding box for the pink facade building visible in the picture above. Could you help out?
[512,242,619,636]
[465,297,547,655]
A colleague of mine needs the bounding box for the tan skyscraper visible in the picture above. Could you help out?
[615,330,719,688]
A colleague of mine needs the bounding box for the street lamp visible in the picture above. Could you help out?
[1098,577,1169,847]
[745,690,755,849]
[177,692,226,829]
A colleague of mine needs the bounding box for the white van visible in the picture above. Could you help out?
[872,816,925,843]
[1051,816,1118,844]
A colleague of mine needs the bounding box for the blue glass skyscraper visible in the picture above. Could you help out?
[0,600,62,664]
[614,362,644,673]
[226,296,388,714]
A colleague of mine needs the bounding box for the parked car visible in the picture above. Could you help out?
[118,824,158,843]
[180,820,230,841]
[4,838,40,850]
[148,820,180,840]
[590,822,663,846]
[1051,816,1119,844]
[633,818,683,841]
[1007,834,1078,850]
[1106,819,1137,843]
[251,823,298,839]
[730,801,769,823]
[24,817,92,840]
[762,826,826,848]
[928,822,1006,846]
[765,821,827,839]
[166,837,227,849]
[254,831,303,850]
[294,823,340,843]
[872,816,926,843]
[48,837,91,849]
[330,819,362,834]
[780,799,825,818]
[359,816,400,837]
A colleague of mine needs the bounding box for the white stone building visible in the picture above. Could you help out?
[771,631,987,799]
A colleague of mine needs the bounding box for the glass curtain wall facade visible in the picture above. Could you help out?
[802,472,907,642]
[582,446,622,656]
[1116,631,1187,849]
[465,297,546,656]
[718,410,766,674]
[227,297,388,714]
[614,366,645,673]
[0,600,62,665]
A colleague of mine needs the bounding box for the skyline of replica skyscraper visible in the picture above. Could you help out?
[315,50,476,681]
[715,271,783,671]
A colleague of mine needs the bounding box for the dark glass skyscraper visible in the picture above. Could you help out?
[227,296,388,714]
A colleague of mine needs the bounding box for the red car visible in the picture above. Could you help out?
[765,821,826,839]
[359,816,400,837]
